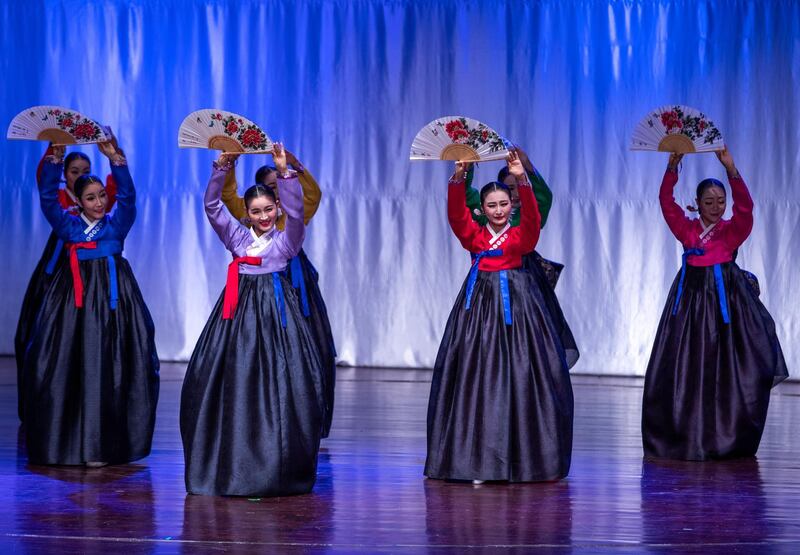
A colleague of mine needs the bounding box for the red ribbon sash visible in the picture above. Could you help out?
[222,256,262,319]
[67,242,97,308]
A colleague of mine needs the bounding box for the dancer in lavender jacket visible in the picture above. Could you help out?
[180,145,325,497]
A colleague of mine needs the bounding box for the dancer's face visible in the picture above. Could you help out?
[78,182,108,221]
[482,190,512,230]
[247,196,278,236]
[501,174,521,208]
[65,159,91,192]
[697,186,726,226]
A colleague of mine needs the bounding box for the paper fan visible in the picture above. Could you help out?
[409,116,510,162]
[631,105,724,153]
[178,109,273,154]
[7,105,108,145]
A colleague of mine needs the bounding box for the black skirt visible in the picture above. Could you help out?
[426,268,574,482]
[522,250,579,369]
[287,249,337,438]
[180,272,325,497]
[22,256,160,465]
[14,232,68,421]
[642,262,788,461]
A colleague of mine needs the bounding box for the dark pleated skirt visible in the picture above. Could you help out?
[642,262,788,461]
[22,256,160,465]
[180,272,325,497]
[522,250,579,369]
[426,268,574,482]
[15,232,68,422]
[287,249,337,438]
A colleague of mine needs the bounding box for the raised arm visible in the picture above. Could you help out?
[528,168,553,227]
[272,145,305,258]
[658,153,693,243]
[717,149,753,249]
[462,164,486,225]
[286,150,322,224]
[99,141,136,237]
[221,166,247,222]
[514,146,552,227]
[38,156,75,240]
[102,127,122,211]
[205,156,247,251]
[508,151,540,253]
[448,162,482,249]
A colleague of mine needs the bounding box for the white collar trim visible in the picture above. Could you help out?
[246,226,275,256]
[81,213,101,234]
[486,222,511,246]
[699,220,718,240]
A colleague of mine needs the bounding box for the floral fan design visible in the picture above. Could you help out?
[178,109,273,153]
[7,106,108,145]
[410,116,510,162]
[631,105,724,153]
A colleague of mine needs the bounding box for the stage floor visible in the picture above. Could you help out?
[1,359,799,553]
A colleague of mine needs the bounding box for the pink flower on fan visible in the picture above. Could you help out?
[445,120,469,141]
[481,130,489,142]
[226,121,239,134]
[698,120,707,132]
[60,117,74,129]
[212,113,222,120]
[660,111,683,132]
[52,109,61,116]
[240,128,263,149]
[73,122,96,140]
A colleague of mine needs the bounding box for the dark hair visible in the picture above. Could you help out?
[64,152,90,174]
[244,184,277,209]
[497,167,512,183]
[255,164,278,185]
[479,181,512,204]
[696,178,725,199]
[74,174,104,199]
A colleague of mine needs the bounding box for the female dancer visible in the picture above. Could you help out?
[24,141,159,466]
[464,145,578,368]
[642,148,788,460]
[15,143,118,421]
[181,145,325,496]
[425,152,574,483]
[221,150,336,437]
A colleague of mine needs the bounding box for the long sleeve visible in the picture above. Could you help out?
[38,161,73,240]
[529,168,553,228]
[205,165,245,251]
[448,178,481,250]
[108,163,136,237]
[104,172,119,211]
[221,168,247,222]
[298,169,322,224]
[724,173,754,250]
[463,165,487,225]
[273,176,305,259]
[659,169,693,244]
[516,179,541,254]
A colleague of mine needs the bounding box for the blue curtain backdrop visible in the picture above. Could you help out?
[1,0,798,376]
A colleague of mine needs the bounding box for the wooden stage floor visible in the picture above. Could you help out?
[1,358,799,553]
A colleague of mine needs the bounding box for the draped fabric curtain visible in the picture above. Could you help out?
[1,0,798,376]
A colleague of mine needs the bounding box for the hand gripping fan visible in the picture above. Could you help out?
[410,116,510,161]
[178,109,273,153]
[7,105,108,145]
[631,104,724,153]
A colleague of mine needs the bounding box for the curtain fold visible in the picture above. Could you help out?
[1,0,798,375]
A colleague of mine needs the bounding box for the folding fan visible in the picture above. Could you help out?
[409,116,510,162]
[178,109,273,154]
[7,106,108,145]
[631,105,724,153]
